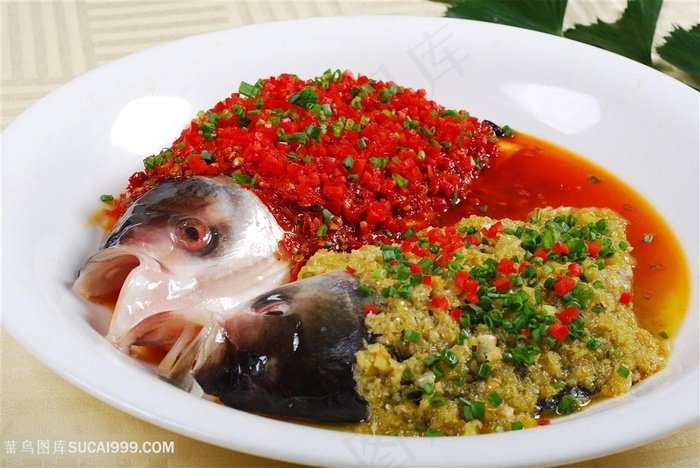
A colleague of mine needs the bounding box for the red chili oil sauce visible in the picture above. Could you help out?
[441,133,690,337]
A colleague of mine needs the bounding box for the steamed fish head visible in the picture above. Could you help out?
[73,176,290,349]
[163,271,373,422]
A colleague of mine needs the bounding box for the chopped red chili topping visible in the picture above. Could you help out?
[555,306,580,325]
[493,277,512,291]
[567,263,583,277]
[585,240,601,256]
[112,71,500,276]
[548,323,569,340]
[454,270,470,290]
[517,260,531,274]
[481,221,504,239]
[496,258,516,275]
[364,304,379,314]
[465,234,481,246]
[619,291,634,304]
[553,274,576,296]
[553,242,570,256]
[431,296,449,310]
[533,248,552,261]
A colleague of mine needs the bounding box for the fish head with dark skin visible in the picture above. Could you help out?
[180,271,374,423]
[73,176,290,349]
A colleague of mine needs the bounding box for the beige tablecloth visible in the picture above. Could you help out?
[2,1,699,467]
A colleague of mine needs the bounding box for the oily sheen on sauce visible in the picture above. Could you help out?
[441,133,689,338]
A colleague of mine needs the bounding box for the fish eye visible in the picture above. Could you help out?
[174,217,216,255]
[252,294,291,316]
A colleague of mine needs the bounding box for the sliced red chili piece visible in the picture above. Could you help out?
[567,263,583,277]
[586,240,601,256]
[555,306,580,325]
[619,291,634,304]
[496,258,516,275]
[481,221,504,239]
[553,275,576,296]
[493,277,512,291]
[431,296,449,310]
[548,323,569,340]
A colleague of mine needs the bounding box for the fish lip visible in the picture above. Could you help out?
[73,245,159,304]
[73,245,179,348]
[158,318,225,393]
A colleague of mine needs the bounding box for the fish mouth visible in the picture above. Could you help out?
[73,246,208,350]
[158,318,226,393]
[73,248,142,306]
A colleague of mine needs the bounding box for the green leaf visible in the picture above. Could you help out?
[657,24,700,78]
[563,0,662,66]
[434,0,568,36]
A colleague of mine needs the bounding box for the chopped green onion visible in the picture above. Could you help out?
[403,329,421,343]
[305,124,322,140]
[557,395,579,415]
[462,401,486,421]
[477,363,492,379]
[382,285,396,298]
[392,173,408,188]
[288,86,319,107]
[369,156,387,169]
[231,172,252,184]
[440,349,459,368]
[617,365,630,378]
[403,227,417,238]
[99,194,114,202]
[429,395,447,407]
[350,95,362,110]
[342,155,354,170]
[238,81,260,98]
[487,391,503,407]
[321,208,333,223]
[586,338,602,350]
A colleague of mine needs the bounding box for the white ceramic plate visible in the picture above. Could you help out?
[3,16,698,467]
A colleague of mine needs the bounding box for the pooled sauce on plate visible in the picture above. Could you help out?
[444,133,689,338]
